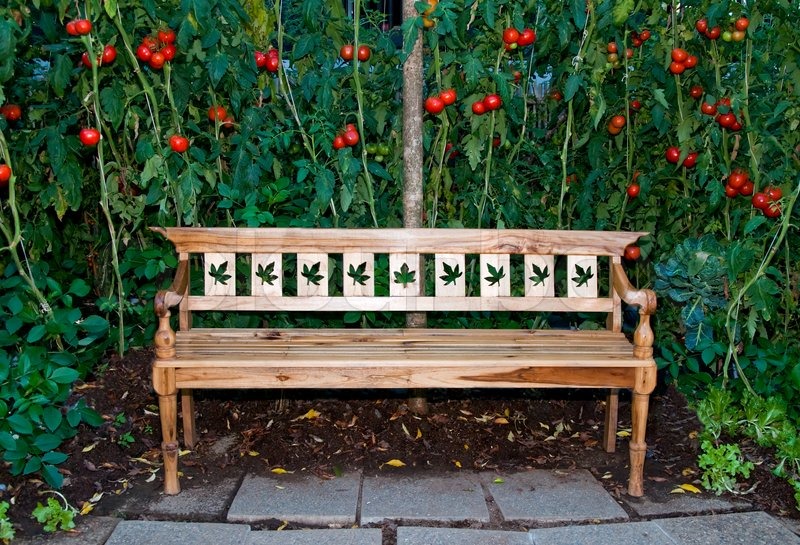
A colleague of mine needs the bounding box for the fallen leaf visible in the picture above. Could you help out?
[688,430,699,439]
[494,417,509,425]
[275,485,285,490]
[89,492,104,503]
[453,460,462,468]
[616,429,631,438]
[145,472,157,483]
[277,521,288,531]
[178,449,191,457]
[679,483,702,493]
[381,459,406,468]
[82,442,99,453]
[271,467,292,474]
[670,487,686,494]
[248,450,260,457]
[601,472,613,479]
[401,423,412,439]
[415,428,422,440]
[681,467,697,477]
[292,408,321,421]
[493,478,505,484]
[507,431,515,442]
[79,503,94,516]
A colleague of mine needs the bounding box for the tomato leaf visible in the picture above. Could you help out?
[564,74,582,102]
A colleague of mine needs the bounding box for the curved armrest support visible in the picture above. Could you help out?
[611,262,657,358]
[155,259,189,318]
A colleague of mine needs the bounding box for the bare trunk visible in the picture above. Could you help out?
[402,0,428,415]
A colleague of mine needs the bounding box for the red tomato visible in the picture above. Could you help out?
[610,115,626,129]
[695,19,708,34]
[706,26,721,40]
[357,45,371,62]
[751,192,769,209]
[502,28,520,45]
[439,89,457,106]
[208,105,227,122]
[142,36,160,52]
[158,28,176,45]
[735,17,749,31]
[689,85,703,99]
[66,21,78,36]
[682,152,699,168]
[340,44,354,61]
[624,245,641,261]
[630,99,642,111]
[669,61,686,75]
[626,183,640,198]
[148,52,166,69]
[161,44,176,61]
[169,135,189,153]
[727,171,748,190]
[764,203,781,218]
[607,42,618,54]
[665,146,681,164]
[471,101,486,115]
[425,96,445,115]
[483,94,502,111]
[607,121,622,136]
[102,44,117,65]
[724,184,739,198]
[684,55,698,68]
[343,128,360,146]
[517,28,536,47]
[550,89,563,101]
[332,135,346,150]
[701,102,717,116]
[255,50,267,68]
[0,164,11,186]
[671,48,688,63]
[739,181,754,196]
[79,128,101,147]
[639,29,651,41]
[75,19,92,35]
[766,186,783,201]
[136,44,153,61]
[81,51,93,68]
[717,113,736,128]
[1,104,22,121]
[265,55,280,72]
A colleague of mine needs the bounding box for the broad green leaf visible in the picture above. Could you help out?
[49,367,79,384]
[564,74,582,102]
[7,414,33,435]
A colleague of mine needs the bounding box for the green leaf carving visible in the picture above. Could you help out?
[528,263,550,286]
[256,262,278,285]
[393,262,416,288]
[439,261,463,286]
[347,262,371,286]
[484,263,505,286]
[301,262,324,286]
[571,264,594,287]
[209,261,231,285]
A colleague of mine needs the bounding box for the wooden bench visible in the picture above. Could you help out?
[150,228,657,496]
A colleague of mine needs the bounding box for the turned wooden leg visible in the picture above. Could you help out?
[159,390,180,495]
[627,390,650,497]
[181,389,197,448]
[602,389,619,453]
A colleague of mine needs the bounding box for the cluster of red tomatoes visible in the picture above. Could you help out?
[332,124,360,150]
[665,146,699,168]
[752,186,783,218]
[254,49,280,73]
[471,93,502,115]
[65,18,92,36]
[135,28,177,70]
[424,89,457,115]
[723,169,754,199]
[1,104,21,122]
[81,45,117,69]
[607,114,626,135]
[207,105,235,128]
[699,97,742,132]
[501,27,536,51]
[696,17,749,42]
[605,41,632,69]
[668,48,698,75]
[629,29,652,48]
[339,44,371,62]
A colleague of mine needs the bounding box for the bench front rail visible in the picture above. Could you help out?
[150,228,656,497]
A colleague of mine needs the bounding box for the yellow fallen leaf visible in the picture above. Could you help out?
[494,417,509,425]
[89,492,104,503]
[453,460,462,468]
[415,428,422,440]
[277,521,288,531]
[271,467,291,474]
[688,430,699,439]
[248,450,260,457]
[601,472,613,479]
[681,467,697,477]
[381,459,406,468]
[292,408,321,421]
[178,449,192,456]
[504,408,510,417]
[616,429,631,438]
[507,431,515,442]
[145,472,157,483]
[670,487,686,494]
[82,442,98,453]
[401,423,412,439]
[463,443,469,450]
[679,483,702,493]
[80,503,94,516]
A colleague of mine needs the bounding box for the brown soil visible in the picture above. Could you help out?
[2,347,798,537]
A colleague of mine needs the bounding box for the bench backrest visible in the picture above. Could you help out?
[153,228,646,331]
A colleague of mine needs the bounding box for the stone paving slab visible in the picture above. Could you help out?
[654,511,800,545]
[529,521,674,545]
[227,471,361,526]
[397,526,532,545]
[147,476,241,519]
[104,521,250,545]
[13,516,120,545]
[483,470,628,523]
[246,529,383,545]
[625,488,745,517]
[361,473,489,524]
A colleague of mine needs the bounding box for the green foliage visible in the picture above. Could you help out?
[695,387,740,442]
[698,440,754,495]
[31,496,76,533]
[0,501,14,543]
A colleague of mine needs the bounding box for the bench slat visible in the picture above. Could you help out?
[184,295,615,313]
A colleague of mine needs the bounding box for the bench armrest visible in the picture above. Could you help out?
[611,262,656,358]
[155,259,189,318]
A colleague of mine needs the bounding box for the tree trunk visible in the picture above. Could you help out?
[402,0,428,415]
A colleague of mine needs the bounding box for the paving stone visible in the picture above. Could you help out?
[397,526,532,545]
[227,471,361,526]
[625,489,743,517]
[13,516,120,545]
[104,521,250,545]
[360,473,489,524]
[655,511,800,545]
[483,470,628,523]
[246,529,382,545]
[530,521,674,545]
[147,476,240,519]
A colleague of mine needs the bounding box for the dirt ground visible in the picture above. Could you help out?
[3,347,798,537]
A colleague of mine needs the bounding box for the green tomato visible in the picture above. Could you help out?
[722,31,732,42]
[378,143,391,156]
[365,143,377,154]
[374,155,384,162]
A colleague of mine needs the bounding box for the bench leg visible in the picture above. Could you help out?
[158,391,181,495]
[602,389,619,453]
[627,390,650,497]
[181,389,197,448]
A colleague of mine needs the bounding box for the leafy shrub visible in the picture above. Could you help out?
[698,440,754,495]
[0,501,14,543]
